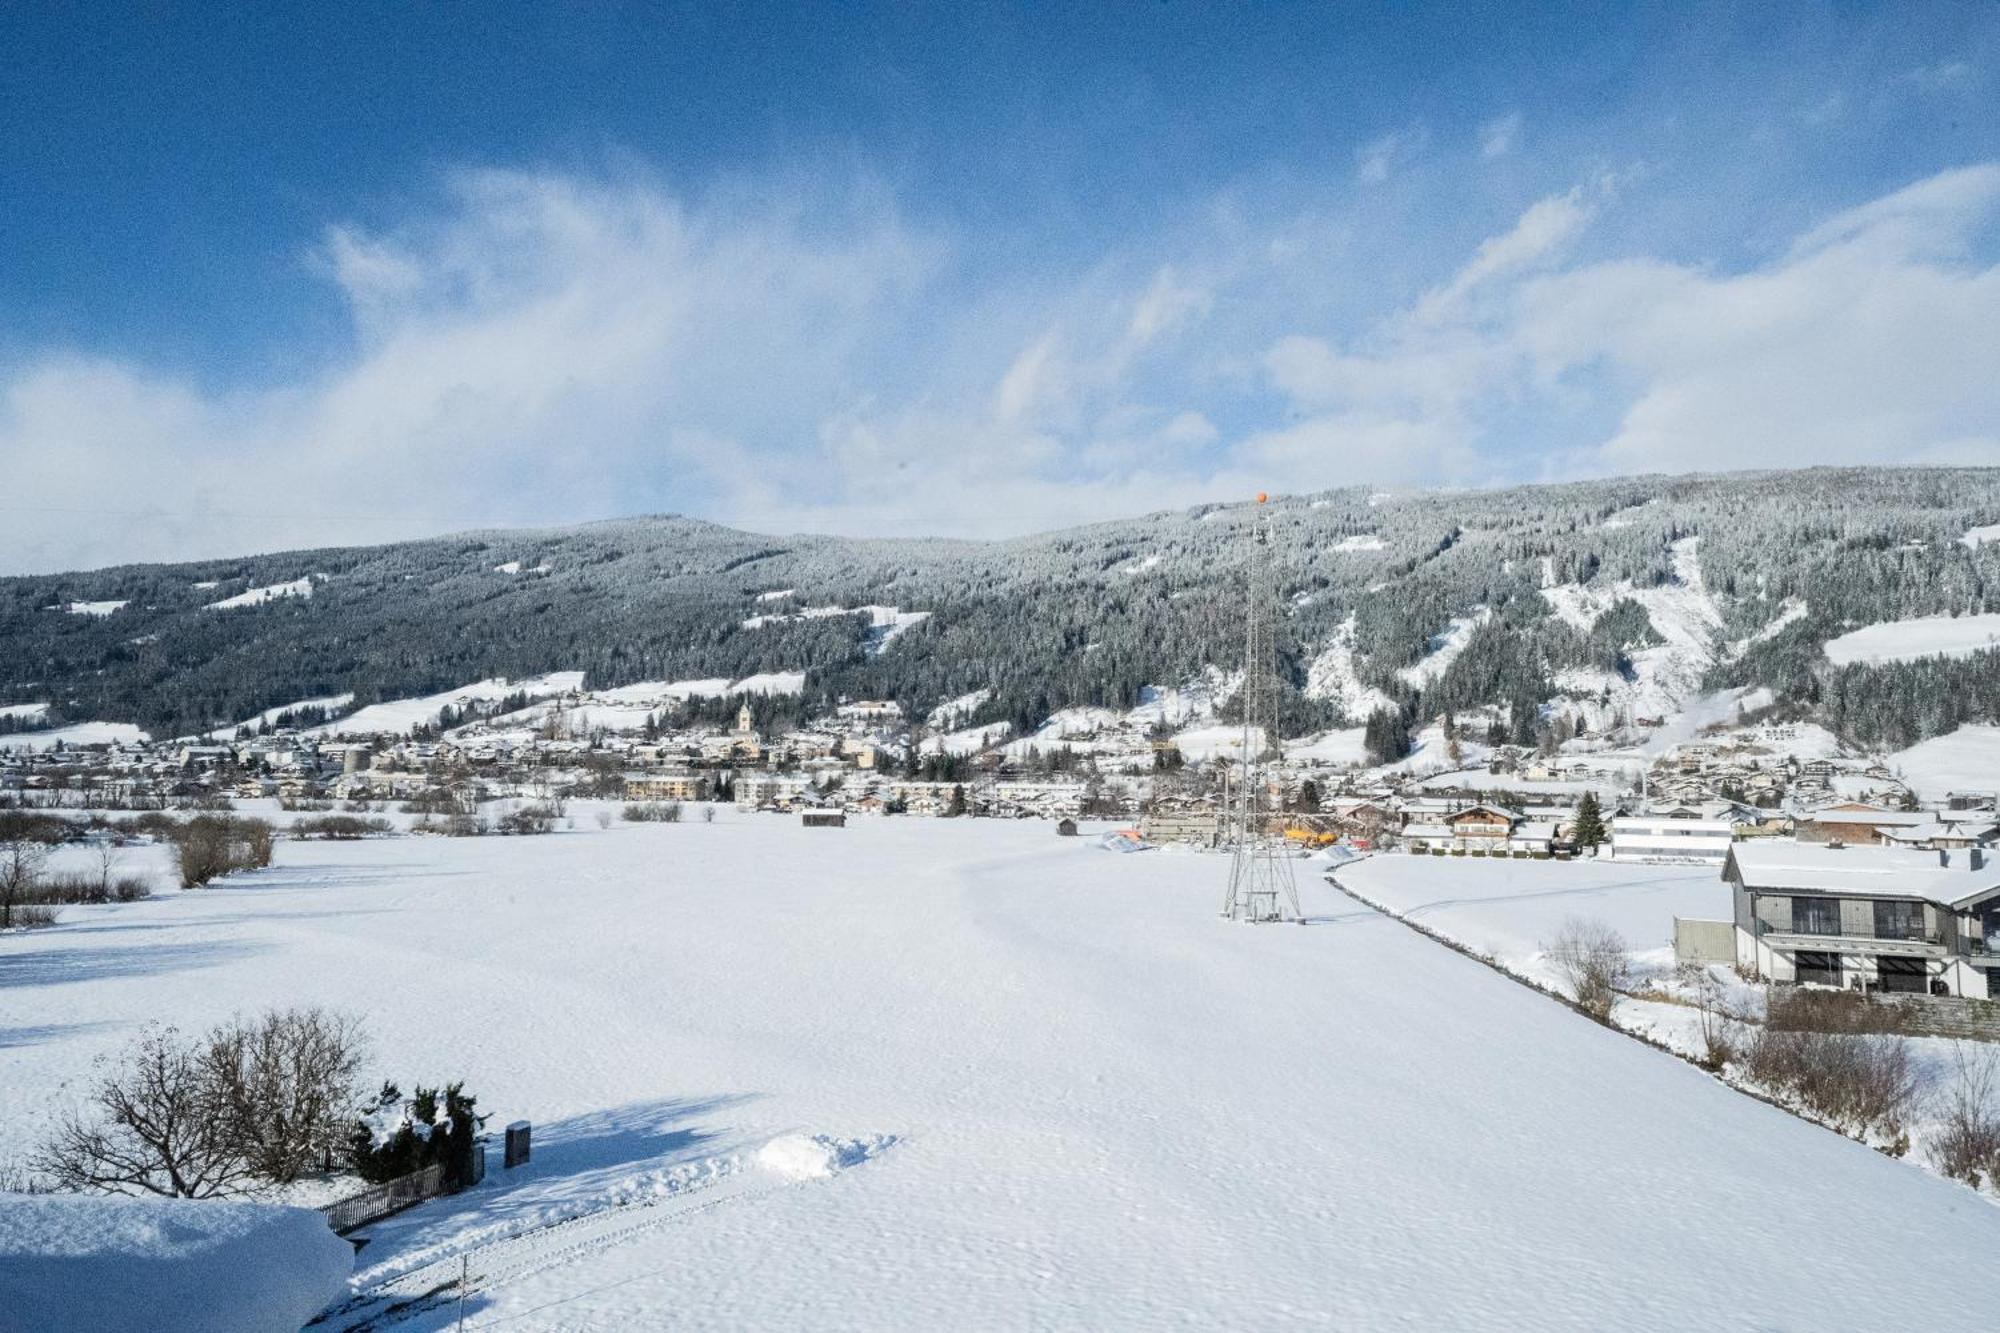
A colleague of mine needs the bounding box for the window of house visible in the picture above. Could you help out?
[1873,900,1924,941]
[1792,897,1841,936]
[1794,950,1841,987]
[1876,956,1928,995]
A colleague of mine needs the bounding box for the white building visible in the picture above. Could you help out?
[1610,816,1735,864]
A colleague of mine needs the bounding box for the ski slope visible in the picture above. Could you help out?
[3,821,1997,1329]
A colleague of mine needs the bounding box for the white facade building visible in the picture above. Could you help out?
[1610,816,1735,864]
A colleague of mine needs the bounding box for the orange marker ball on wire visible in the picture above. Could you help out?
[1256,491,1268,504]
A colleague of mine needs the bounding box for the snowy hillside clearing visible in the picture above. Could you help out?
[1124,672,1234,731]
[1823,612,2000,666]
[1282,726,1368,766]
[1961,523,2000,549]
[203,692,355,739]
[0,721,149,751]
[923,720,1012,756]
[205,576,318,610]
[925,688,992,730]
[1395,608,1493,689]
[739,604,930,655]
[0,702,49,722]
[1303,614,1392,718]
[1541,537,1723,719]
[1891,725,2000,801]
[729,670,806,697]
[4,819,1996,1328]
[311,672,585,738]
[59,599,129,616]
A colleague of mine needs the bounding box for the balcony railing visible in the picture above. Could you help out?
[1755,919,1951,948]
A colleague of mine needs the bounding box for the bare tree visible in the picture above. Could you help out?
[93,835,122,897]
[1544,917,1630,1020]
[203,1007,367,1183]
[1680,962,1741,1069]
[0,833,49,929]
[35,1026,255,1197]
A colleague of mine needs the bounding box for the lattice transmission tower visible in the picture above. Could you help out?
[1221,494,1304,924]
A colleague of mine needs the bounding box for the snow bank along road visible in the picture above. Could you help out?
[2,817,1993,1329]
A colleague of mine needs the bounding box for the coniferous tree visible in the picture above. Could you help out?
[1571,792,1607,850]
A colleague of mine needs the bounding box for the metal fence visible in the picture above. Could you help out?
[321,1163,446,1234]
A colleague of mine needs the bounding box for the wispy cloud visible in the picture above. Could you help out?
[1355,127,1422,183]
[4,159,1999,571]
[1478,112,1523,159]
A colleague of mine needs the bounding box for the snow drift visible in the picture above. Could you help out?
[0,1193,352,1333]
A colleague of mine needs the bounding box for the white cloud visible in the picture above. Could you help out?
[1479,112,1523,159]
[5,161,2000,571]
[1414,187,1595,320]
[1907,60,1977,94]
[1255,165,2000,487]
[1356,128,1420,183]
[1,169,940,571]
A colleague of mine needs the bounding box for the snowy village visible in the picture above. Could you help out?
[9,4,2000,1331]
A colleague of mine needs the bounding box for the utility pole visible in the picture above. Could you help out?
[1221,493,1304,924]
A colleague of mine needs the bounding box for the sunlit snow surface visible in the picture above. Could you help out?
[3,818,1996,1330]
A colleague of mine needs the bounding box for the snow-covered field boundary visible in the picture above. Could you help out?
[1320,862,1985,1200]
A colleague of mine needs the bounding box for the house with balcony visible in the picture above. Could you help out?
[1401,803,1556,855]
[1724,842,2000,998]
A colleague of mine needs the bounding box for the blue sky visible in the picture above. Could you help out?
[2,2,1997,571]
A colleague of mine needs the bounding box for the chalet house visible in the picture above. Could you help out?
[1140,802,1226,848]
[1325,799,1396,844]
[1726,843,2000,998]
[1402,804,1555,854]
[1794,802,1928,846]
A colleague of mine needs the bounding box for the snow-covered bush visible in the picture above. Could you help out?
[290,814,393,839]
[1742,1028,1924,1141]
[1929,1043,2000,1188]
[348,1082,485,1186]
[622,801,683,823]
[171,815,274,887]
[496,803,558,835]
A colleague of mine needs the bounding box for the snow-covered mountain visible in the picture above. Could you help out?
[6,466,2000,753]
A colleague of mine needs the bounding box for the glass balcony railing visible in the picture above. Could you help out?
[1755,918,1949,947]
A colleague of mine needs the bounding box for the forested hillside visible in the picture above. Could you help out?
[6,467,2000,748]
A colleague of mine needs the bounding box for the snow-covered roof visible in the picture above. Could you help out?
[1725,842,2000,906]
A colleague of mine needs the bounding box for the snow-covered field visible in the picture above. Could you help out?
[205,577,318,610]
[1894,724,2000,800]
[0,721,150,752]
[1823,612,2000,665]
[5,821,1998,1329]
[1341,854,1723,984]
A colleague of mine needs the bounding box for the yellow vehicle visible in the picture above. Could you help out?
[1283,827,1339,847]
